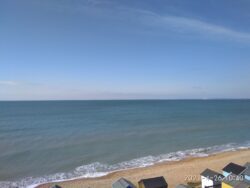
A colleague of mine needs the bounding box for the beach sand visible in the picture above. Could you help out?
[37,149,250,188]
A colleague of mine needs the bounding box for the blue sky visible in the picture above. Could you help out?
[1,0,250,100]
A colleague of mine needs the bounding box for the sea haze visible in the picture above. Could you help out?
[0,100,250,188]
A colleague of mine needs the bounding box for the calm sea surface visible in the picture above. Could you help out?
[0,100,250,187]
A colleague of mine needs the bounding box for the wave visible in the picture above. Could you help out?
[1,141,250,188]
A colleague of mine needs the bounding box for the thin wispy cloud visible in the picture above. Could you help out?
[36,1,250,42]
[117,8,246,42]
[131,9,250,42]
[161,15,250,41]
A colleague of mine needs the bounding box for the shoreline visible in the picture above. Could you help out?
[37,149,250,188]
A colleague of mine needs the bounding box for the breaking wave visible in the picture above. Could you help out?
[1,141,250,188]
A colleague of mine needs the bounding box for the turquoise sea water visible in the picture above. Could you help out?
[0,100,250,187]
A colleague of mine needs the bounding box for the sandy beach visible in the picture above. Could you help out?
[37,149,250,188]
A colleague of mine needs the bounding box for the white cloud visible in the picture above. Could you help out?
[0,80,18,86]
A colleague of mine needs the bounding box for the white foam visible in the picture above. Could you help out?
[1,141,250,188]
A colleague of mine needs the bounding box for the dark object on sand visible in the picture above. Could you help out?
[51,185,62,188]
[138,176,168,188]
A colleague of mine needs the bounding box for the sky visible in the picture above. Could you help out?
[1,0,250,100]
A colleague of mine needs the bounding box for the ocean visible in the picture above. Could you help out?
[0,100,250,188]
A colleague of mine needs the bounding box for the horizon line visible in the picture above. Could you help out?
[1,98,250,102]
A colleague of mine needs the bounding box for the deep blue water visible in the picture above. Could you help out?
[0,100,250,187]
